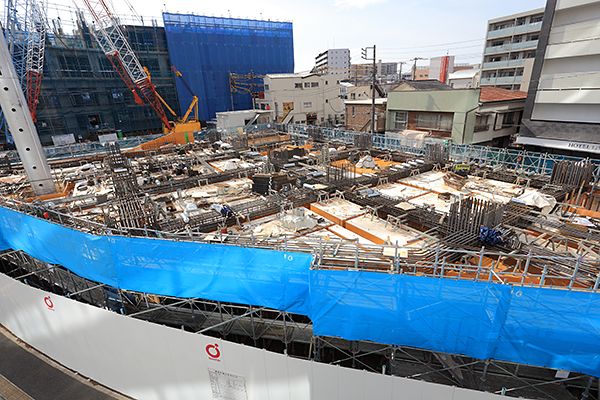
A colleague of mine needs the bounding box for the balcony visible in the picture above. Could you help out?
[482,59,527,70]
[484,40,538,54]
[480,75,523,85]
[511,40,538,51]
[482,60,509,69]
[487,22,542,38]
[485,44,512,54]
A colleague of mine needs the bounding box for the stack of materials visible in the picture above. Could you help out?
[252,173,296,195]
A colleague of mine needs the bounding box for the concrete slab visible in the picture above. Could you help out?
[344,215,423,245]
[378,183,429,201]
[327,224,376,245]
[310,198,365,226]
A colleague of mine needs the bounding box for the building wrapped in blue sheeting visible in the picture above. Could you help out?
[162,13,294,121]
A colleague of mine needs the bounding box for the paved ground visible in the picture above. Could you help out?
[0,325,131,400]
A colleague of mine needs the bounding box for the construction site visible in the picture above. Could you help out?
[0,0,600,399]
[0,118,600,399]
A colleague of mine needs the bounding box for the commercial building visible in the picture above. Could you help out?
[386,85,526,145]
[162,13,294,122]
[259,73,344,126]
[429,56,455,84]
[350,61,398,81]
[480,8,544,91]
[518,0,600,155]
[315,48,350,77]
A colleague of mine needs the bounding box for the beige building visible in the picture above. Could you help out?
[481,8,544,90]
[258,73,345,126]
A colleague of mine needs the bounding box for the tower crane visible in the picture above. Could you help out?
[23,0,47,122]
[81,0,172,130]
[1,0,48,146]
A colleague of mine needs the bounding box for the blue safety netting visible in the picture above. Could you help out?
[309,269,600,378]
[162,13,294,121]
[0,208,311,315]
[1,207,600,377]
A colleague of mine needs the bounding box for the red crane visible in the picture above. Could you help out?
[81,0,172,130]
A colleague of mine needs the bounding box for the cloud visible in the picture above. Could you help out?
[333,0,388,9]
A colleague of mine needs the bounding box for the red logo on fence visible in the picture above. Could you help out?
[206,344,221,361]
[44,296,54,310]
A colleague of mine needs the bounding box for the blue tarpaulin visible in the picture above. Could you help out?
[162,13,294,121]
[0,207,599,377]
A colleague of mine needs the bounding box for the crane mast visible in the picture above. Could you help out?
[81,0,172,130]
[24,0,46,121]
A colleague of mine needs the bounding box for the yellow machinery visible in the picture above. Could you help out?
[144,66,201,134]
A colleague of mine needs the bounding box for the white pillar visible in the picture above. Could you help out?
[0,27,55,195]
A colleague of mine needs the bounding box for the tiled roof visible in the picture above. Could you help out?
[479,87,527,102]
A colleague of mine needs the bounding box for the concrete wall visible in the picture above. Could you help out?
[216,110,273,130]
[386,89,481,144]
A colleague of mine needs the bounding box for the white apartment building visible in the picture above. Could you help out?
[518,0,600,154]
[258,73,345,126]
[315,49,350,78]
[481,8,545,91]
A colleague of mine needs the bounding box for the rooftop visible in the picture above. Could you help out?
[392,80,453,91]
[266,72,317,79]
[479,87,527,103]
[448,69,480,80]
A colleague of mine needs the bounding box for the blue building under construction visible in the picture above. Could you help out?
[162,13,294,121]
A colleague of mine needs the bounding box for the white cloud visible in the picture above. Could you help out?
[333,0,389,9]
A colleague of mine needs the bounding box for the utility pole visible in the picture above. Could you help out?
[411,57,425,81]
[362,45,376,133]
[398,61,407,81]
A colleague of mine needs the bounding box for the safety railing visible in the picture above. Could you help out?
[1,193,599,292]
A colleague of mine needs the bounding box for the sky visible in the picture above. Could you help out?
[54,0,546,72]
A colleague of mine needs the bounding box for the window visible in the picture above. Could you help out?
[264,84,270,91]
[474,114,489,132]
[501,112,516,129]
[304,82,310,88]
[352,106,355,117]
[325,81,328,85]
[88,114,102,128]
[311,82,319,88]
[295,83,302,89]
[325,99,328,103]
[394,112,408,130]
[111,89,124,102]
[416,113,453,131]
[350,93,356,100]
[303,102,312,108]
